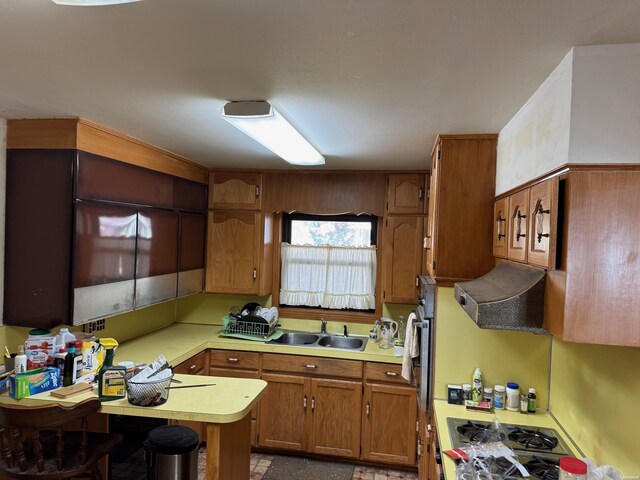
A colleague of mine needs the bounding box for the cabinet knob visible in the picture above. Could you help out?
[304,364,317,369]
[366,403,370,416]
[303,395,307,410]
[227,357,239,363]
[385,371,398,376]
[535,201,551,243]
[188,364,196,371]
[311,397,315,411]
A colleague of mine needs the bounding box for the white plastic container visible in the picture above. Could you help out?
[493,385,506,409]
[506,382,520,411]
[54,328,76,354]
[15,345,27,374]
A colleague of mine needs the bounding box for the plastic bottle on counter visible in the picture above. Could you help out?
[493,385,506,410]
[54,347,67,378]
[54,328,76,354]
[471,368,484,402]
[73,341,84,381]
[15,345,27,374]
[506,382,520,411]
[559,457,588,480]
[483,386,493,404]
[519,394,528,414]
[99,347,126,401]
[527,388,537,413]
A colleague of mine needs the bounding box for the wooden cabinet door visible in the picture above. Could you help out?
[425,153,439,276]
[308,378,362,459]
[507,189,530,263]
[206,210,262,294]
[362,384,417,466]
[209,171,262,210]
[383,215,424,303]
[135,208,179,308]
[493,197,509,259]
[387,174,426,214]
[258,373,309,452]
[527,178,558,269]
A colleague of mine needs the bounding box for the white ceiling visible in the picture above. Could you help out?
[1,0,640,170]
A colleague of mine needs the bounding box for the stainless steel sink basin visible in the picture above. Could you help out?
[270,332,320,345]
[317,336,365,350]
[268,331,368,352]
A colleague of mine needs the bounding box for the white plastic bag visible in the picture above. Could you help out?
[583,458,623,480]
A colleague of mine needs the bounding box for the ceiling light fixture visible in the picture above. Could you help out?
[221,101,325,166]
[51,0,142,6]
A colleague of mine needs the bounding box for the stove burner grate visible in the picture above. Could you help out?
[456,421,506,443]
[523,456,560,480]
[508,427,559,451]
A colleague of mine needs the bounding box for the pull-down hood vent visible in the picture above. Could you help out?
[453,261,547,334]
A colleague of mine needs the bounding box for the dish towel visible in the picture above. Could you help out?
[401,312,419,383]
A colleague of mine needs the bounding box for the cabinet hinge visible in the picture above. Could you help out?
[255,185,260,197]
[385,218,388,227]
[416,419,420,432]
[419,187,423,200]
[432,260,436,271]
[383,290,386,300]
[415,276,419,287]
[437,149,441,160]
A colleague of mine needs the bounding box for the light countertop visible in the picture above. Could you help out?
[114,322,405,367]
[432,399,581,480]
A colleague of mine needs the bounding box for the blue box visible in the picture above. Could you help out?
[9,368,61,399]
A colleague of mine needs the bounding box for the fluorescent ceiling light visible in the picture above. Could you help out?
[51,0,142,5]
[221,101,325,166]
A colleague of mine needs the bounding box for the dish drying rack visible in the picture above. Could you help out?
[223,314,278,339]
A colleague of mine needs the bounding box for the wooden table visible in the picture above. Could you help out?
[0,374,267,480]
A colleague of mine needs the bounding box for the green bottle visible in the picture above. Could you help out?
[98,346,126,401]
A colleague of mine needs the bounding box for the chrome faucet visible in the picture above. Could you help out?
[320,319,327,334]
[343,325,348,337]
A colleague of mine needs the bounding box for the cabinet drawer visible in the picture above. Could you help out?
[209,350,260,370]
[365,362,413,385]
[262,353,362,379]
[173,351,207,375]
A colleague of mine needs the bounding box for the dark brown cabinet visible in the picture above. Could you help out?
[178,213,206,297]
[4,147,207,329]
[135,208,179,308]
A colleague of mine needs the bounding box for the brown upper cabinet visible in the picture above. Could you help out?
[426,134,498,284]
[209,171,263,210]
[527,177,558,269]
[386,174,427,214]
[545,169,640,347]
[382,215,424,304]
[493,197,509,259]
[507,189,529,263]
[205,210,273,295]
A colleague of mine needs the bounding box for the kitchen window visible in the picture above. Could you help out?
[279,213,377,312]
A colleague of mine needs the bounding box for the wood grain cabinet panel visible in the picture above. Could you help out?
[178,212,206,297]
[205,210,272,295]
[262,354,363,379]
[527,177,558,269]
[382,215,424,304]
[493,197,509,259]
[257,373,308,451]
[171,351,209,442]
[427,135,497,284]
[507,189,530,263]
[209,171,262,210]
[365,362,413,386]
[361,383,417,466]
[386,174,426,214]
[308,378,362,459]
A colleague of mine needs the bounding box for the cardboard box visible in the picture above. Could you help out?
[9,368,61,399]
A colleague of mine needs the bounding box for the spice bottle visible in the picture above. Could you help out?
[506,382,520,411]
[559,457,588,480]
[519,394,528,414]
[528,388,537,413]
[493,385,506,410]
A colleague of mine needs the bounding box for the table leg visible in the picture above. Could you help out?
[205,415,251,480]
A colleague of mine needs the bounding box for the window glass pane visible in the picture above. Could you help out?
[290,220,371,247]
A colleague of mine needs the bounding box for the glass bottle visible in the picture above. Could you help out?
[396,315,406,347]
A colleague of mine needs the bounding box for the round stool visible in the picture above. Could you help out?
[144,425,199,480]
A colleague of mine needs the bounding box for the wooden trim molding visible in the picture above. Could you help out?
[431,133,498,157]
[7,118,209,184]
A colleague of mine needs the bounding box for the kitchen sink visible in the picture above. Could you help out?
[268,331,368,352]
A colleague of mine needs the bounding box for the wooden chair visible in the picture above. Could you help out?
[0,398,123,479]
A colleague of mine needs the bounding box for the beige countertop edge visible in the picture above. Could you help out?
[0,375,267,425]
[432,399,580,480]
[116,323,404,367]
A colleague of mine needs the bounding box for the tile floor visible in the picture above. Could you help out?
[113,446,418,479]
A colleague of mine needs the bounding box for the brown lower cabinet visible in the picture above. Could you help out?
[170,351,417,467]
[170,351,208,442]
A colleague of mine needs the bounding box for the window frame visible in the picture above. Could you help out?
[282,212,378,246]
[273,213,383,322]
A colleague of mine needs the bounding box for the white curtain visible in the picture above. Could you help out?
[280,243,376,310]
